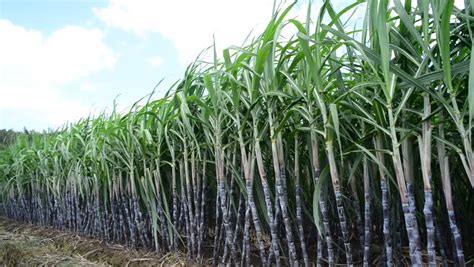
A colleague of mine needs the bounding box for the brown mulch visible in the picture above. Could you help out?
[0,217,203,266]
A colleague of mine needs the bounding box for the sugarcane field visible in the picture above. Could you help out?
[1,0,474,266]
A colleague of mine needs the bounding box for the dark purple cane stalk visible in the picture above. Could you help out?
[74,184,80,233]
[255,136,280,266]
[103,200,110,242]
[111,197,118,241]
[276,139,298,266]
[118,195,126,243]
[160,200,169,249]
[213,141,234,265]
[48,195,54,226]
[363,190,372,266]
[122,193,136,247]
[423,190,436,266]
[319,191,334,266]
[334,190,353,266]
[247,178,267,266]
[294,137,309,267]
[231,193,245,264]
[167,142,179,250]
[95,184,103,238]
[419,95,437,267]
[183,150,196,257]
[310,134,334,265]
[191,152,201,259]
[381,178,392,266]
[217,179,235,265]
[363,158,372,267]
[222,154,238,264]
[181,176,192,255]
[64,191,70,229]
[197,156,207,259]
[402,202,421,265]
[212,192,221,266]
[434,218,448,267]
[350,168,364,251]
[230,155,240,263]
[133,196,147,247]
[84,198,91,235]
[437,121,465,265]
[155,190,168,251]
[401,138,422,265]
[326,141,353,266]
[395,203,403,264]
[448,210,465,266]
[178,198,185,235]
[55,196,63,231]
[316,234,323,267]
[242,199,251,266]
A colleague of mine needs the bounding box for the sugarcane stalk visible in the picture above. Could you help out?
[242,198,251,266]
[217,159,234,264]
[294,136,309,267]
[122,192,135,246]
[255,139,278,266]
[232,99,271,265]
[414,94,435,266]
[247,167,268,266]
[437,116,465,266]
[170,142,179,250]
[183,144,197,257]
[231,192,245,264]
[316,233,324,267]
[402,138,423,263]
[269,111,298,267]
[326,141,353,266]
[310,133,334,266]
[349,163,364,251]
[375,135,393,266]
[363,156,372,266]
[153,166,167,252]
[387,104,422,265]
[193,151,203,259]
[197,153,207,259]
[222,149,238,264]
[212,190,221,266]
[179,159,192,254]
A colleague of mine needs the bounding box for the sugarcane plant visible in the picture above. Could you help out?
[1,0,473,265]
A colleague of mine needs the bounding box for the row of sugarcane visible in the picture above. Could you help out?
[1,0,474,265]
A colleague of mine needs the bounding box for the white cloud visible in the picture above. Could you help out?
[94,0,297,64]
[0,19,117,130]
[147,56,163,67]
[93,0,370,65]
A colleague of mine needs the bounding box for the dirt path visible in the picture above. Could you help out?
[0,217,198,266]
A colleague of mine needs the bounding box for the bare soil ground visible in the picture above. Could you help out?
[0,217,201,266]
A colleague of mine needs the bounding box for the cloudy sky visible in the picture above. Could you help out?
[0,0,368,131]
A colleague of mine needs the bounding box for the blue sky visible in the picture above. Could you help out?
[1,0,186,131]
[0,0,363,131]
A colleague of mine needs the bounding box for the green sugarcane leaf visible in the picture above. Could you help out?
[376,0,391,101]
[469,44,474,119]
[393,0,437,67]
[440,0,454,91]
